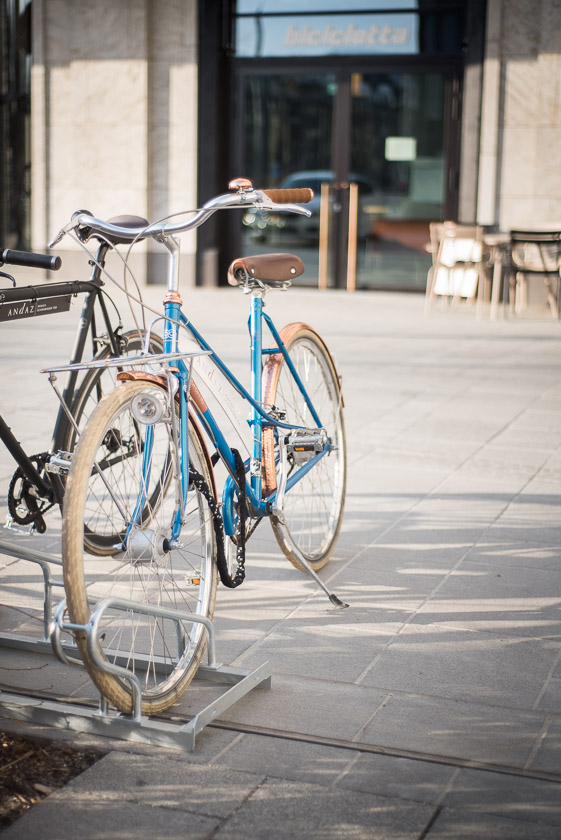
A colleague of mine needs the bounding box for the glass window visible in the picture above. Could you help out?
[242,74,335,186]
[240,74,336,281]
[351,73,445,220]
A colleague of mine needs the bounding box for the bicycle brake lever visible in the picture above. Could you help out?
[48,228,67,248]
[48,209,95,248]
[257,200,312,218]
[48,220,78,248]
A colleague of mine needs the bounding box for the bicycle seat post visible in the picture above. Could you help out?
[161,234,180,295]
[159,235,182,354]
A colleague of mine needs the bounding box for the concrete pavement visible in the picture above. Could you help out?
[1,282,561,839]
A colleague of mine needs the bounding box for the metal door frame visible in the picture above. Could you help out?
[230,54,462,289]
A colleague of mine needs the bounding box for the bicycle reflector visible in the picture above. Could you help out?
[131,389,167,425]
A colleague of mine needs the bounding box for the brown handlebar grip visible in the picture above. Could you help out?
[262,188,314,204]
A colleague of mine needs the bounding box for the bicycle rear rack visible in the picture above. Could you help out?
[0,539,271,751]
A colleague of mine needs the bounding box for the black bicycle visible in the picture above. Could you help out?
[0,240,162,535]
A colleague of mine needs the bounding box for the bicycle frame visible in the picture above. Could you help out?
[49,184,333,539]
[0,242,124,510]
[161,291,330,537]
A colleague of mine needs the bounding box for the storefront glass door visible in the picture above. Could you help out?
[239,68,451,290]
[351,71,446,289]
[239,73,335,283]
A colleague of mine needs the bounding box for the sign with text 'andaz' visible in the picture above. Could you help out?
[0,294,71,322]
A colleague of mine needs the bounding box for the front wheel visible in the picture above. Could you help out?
[262,324,346,572]
[62,380,218,715]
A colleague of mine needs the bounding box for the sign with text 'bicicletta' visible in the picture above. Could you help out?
[236,14,419,57]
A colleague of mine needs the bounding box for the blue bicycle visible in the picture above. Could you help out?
[49,179,347,714]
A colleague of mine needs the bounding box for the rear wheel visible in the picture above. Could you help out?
[63,329,164,444]
[60,330,164,554]
[262,324,346,572]
[62,380,217,715]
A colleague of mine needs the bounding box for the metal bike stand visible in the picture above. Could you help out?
[0,539,271,751]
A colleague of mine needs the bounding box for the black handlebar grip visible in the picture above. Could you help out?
[262,188,314,204]
[0,249,62,271]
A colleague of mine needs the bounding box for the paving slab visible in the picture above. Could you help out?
[358,623,559,709]
[441,766,561,827]
[213,731,356,786]
[409,560,561,639]
[217,673,389,742]
[528,716,561,773]
[425,807,561,840]
[61,752,267,817]
[334,751,456,805]
[0,646,94,698]
[0,797,221,840]
[212,777,434,840]
[465,537,561,573]
[355,691,547,767]
[233,612,394,684]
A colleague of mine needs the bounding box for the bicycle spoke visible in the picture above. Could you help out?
[262,326,346,571]
[62,381,217,714]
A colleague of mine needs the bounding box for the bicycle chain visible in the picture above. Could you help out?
[7,454,56,529]
[188,448,249,589]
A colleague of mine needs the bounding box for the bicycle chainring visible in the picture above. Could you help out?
[7,455,55,530]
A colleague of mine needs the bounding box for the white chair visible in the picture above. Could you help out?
[426,221,488,313]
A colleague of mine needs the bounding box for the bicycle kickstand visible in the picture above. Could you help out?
[270,436,348,609]
[292,539,349,610]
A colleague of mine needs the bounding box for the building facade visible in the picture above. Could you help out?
[1,0,560,289]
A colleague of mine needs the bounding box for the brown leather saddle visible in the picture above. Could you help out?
[227,253,305,289]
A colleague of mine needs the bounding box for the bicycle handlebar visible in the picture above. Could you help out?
[48,183,314,248]
[0,248,62,272]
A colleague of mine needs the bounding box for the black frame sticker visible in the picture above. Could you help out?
[0,295,72,322]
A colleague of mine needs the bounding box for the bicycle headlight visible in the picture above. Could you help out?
[131,389,166,425]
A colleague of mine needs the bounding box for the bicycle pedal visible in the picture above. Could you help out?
[3,515,37,536]
[285,430,327,464]
[45,451,73,475]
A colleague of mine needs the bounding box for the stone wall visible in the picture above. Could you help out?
[31,0,561,284]
[478,0,561,229]
[31,0,198,285]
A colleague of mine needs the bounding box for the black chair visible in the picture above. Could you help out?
[509,230,561,318]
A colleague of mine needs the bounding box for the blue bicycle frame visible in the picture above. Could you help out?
[161,292,331,539]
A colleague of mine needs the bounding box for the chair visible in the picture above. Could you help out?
[425,221,488,313]
[509,230,561,318]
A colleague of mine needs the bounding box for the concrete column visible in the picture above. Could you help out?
[32,0,151,280]
[147,0,198,286]
[30,0,48,251]
[476,0,503,226]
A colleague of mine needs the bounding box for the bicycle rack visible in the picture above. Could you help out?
[0,539,271,751]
